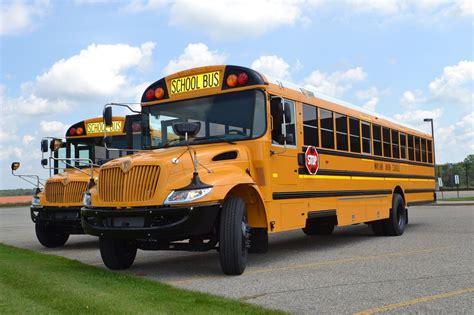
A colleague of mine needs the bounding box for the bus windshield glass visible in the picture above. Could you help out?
[67,137,128,168]
[142,89,266,149]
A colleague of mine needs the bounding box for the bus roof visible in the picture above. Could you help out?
[264,75,429,137]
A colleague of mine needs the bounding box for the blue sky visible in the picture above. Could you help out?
[1,0,473,189]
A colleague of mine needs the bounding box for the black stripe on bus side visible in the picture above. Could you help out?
[300,147,435,168]
[273,189,392,200]
[407,200,435,207]
[307,210,337,219]
[298,168,435,180]
[405,189,436,193]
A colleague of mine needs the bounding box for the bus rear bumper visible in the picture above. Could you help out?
[30,206,84,234]
[81,203,221,241]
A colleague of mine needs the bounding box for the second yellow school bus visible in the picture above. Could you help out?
[82,65,435,275]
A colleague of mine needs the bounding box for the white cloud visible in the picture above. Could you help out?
[394,108,443,128]
[122,0,167,12]
[355,86,389,112]
[39,120,68,138]
[251,55,291,80]
[163,43,226,75]
[0,0,50,36]
[304,67,367,98]
[168,0,303,39]
[428,60,474,108]
[22,135,34,145]
[32,42,155,101]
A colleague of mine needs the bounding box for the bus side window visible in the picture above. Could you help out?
[415,136,421,161]
[270,97,296,146]
[427,140,433,163]
[361,121,371,154]
[408,135,415,160]
[382,127,391,158]
[302,104,318,147]
[400,133,407,159]
[283,100,296,146]
[335,113,348,151]
[349,118,361,153]
[421,138,427,162]
[372,125,382,156]
[392,130,399,159]
[320,109,334,149]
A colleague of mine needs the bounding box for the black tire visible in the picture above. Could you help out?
[370,193,406,236]
[35,223,69,248]
[249,228,268,254]
[219,197,249,275]
[99,238,137,270]
[384,193,407,236]
[302,220,335,235]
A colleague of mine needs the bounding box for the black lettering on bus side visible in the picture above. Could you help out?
[171,80,177,93]
[213,71,219,87]
[203,73,209,88]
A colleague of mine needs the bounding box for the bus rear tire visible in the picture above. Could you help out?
[219,197,248,275]
[371,193,406,236]
[99,237,137,270]
[384,193,407,236]
[35,223,69,248]
[302,221,335,235]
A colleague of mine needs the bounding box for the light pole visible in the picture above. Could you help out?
[424,118,438,197]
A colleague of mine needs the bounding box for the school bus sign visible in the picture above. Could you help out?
[85,120,123,135]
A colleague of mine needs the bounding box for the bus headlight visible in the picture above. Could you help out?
[164,188,212,205]
[83,192,91,207]
[31,196,41,207]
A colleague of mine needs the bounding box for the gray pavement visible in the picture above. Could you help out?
[1,205,473,314]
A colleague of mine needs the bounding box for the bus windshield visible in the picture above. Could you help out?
[67,137,129,168]
[142,89,266,149]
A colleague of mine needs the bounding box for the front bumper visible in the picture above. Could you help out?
[30,206,83,234]
[81,203,221,241]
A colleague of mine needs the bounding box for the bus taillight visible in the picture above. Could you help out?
[145,89,155,101]
[237,72,249,85]
[154,87,164,99]
[226,72,248,88]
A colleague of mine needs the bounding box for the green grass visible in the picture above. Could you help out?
[440,196,474,201]
[0,243,283,314]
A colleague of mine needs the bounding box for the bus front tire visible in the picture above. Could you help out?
[219,197,248,275]
[99,238,137,270]
[371,193,407,236]
[302,221,335,235]
[35,223,69,248]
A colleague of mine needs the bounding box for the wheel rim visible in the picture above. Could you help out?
[241,215,249,255]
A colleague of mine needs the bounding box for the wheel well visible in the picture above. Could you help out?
[226,184,267,229]
[393,186,405,205]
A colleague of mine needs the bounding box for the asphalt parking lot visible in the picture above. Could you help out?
[1,204,473,314]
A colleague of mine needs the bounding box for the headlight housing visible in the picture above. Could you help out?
[164,188,212,205]
[83,192,91,207]
[31,196,41,207]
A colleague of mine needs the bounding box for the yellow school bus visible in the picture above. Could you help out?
[27,116,141,247]
[81,65,435,274]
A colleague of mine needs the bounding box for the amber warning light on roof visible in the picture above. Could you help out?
[85,121,123,135]
[170,71,220,95]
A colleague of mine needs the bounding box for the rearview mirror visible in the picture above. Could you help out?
[41,159,48,166]
[11,162,20,171]
[172,122,201,138]
[41,139,49,153]
[103,106,113,127]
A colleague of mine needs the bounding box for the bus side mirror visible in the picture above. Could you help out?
[103,107,113,127]
[172,122,201,138]
[41,139,49,153]
[11,162,20,171]
[41,159,48,166]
